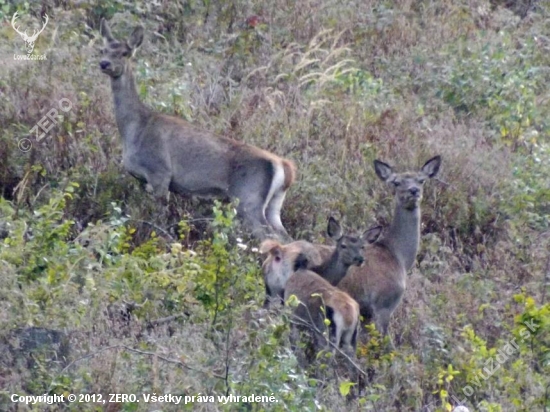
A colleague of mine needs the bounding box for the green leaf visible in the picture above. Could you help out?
[339,381,355,396]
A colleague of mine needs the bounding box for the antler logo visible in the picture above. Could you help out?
[11,12,49,56]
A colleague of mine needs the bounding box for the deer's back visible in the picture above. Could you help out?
[285,269,334,322]
[144,114,287,196]
[285,269,359,328]
[327,289,359,329]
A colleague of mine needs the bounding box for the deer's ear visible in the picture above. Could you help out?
[128,26,144,50]
[362,225,383,244]
[260,239,281,254]
[421,155,442,178]
[327,216,343,240]
[100,18,115,42]
[374,159,394,182]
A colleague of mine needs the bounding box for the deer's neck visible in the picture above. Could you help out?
[313,250,348,286]
[110,64,151,144]
[384,203,421,271]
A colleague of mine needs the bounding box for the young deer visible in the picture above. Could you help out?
[338,156,442,345]
[99,20,295,239]
[309,217,382,286]
[284,253,360,357]
[260,217,382,307]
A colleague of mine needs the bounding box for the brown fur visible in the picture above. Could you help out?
[338,156,441,346]
[285,266,360,356]
[337,244,404,334]
[260,218,381,306]
[260,239,324,307]
[282,159,297,190]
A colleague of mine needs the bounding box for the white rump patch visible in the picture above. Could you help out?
[263,162,286,229]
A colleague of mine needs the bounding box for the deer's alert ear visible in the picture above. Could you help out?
[100,18,115,42]
[128,26,144,50]
[421,155,442,179]
[327,216,343,240]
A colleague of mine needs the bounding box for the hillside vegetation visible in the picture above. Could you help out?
[0,0,549,411]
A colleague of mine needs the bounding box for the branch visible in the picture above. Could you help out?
[541,254,550,304]
[50,344,224,389]
[434,177,450,186]
[147,314,188,327]
[127,219,175,241]
[289,310,368,377]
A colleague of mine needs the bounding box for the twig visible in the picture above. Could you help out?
[434,177,450,186]
[31,183,50,206]
[289,311,368,377]
[50,344,224,390]
[165,217,215,230]
[119,345,224,379]
[126,219,175,241]
[147,314,188,327]
[223,309,233,396]
[544,382,550,412]
[541,254,550,304]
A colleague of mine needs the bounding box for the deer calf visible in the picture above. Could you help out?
[338,156,442,345]
[99,20,295,239]
[285,254,360,357]
[260,217,381,307]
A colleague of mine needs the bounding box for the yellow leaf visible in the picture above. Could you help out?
[339,381,355,396]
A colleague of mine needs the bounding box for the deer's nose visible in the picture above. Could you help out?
[409,187,420,196]
[354,256,364,265]
[99,60,110,70]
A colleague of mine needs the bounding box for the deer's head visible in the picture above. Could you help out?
[374,156,441,211]
[99,19,144,78]
[326,216,382,267]
[11,12,48,55]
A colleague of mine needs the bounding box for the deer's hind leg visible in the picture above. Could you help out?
[229,159,273,238]
[264,162,290,240]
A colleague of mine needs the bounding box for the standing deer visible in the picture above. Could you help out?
[11,12,49,55]
[99,20,295,239]
[260,217,382,307]
[338,155,441,346]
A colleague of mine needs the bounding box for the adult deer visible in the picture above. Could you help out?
[260,217,382,307]
[99,20,295,239]
[337,156,441,346]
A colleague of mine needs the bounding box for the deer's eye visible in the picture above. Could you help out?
[393,181,401,187]
[122,50,130,57]
[418,178,426,184]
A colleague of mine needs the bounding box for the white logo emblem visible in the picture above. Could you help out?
[11,12,49,56]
